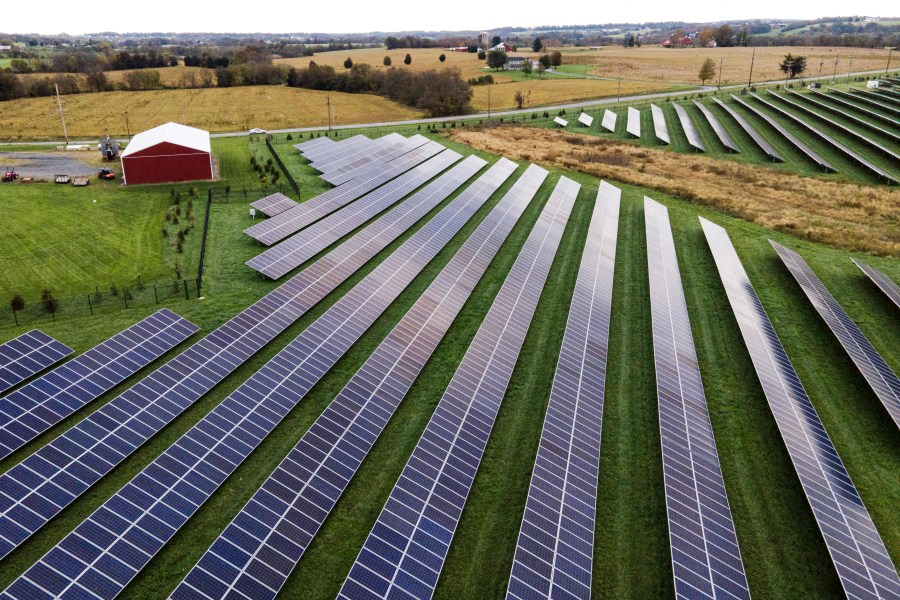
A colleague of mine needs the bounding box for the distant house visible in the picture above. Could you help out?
[506,56,538,70]
[661,40,672,47]
[447,46,469,52]
[679,37,693,46]
[0,46,11,52]
[490,42,513,53]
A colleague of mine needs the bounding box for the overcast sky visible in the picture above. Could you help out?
[5,1,898,35]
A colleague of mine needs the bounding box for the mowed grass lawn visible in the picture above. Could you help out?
[0,130,896,600]
[0,86,422,139]
[555,45,895,85]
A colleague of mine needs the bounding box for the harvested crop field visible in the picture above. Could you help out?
[0,86,422,139]
[554,45,893,85]
[448,125,900,256]
[469,78,674,110]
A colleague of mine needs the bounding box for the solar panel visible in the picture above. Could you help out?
[0,156,485,562]
[338,175,578,600]
[700,217,900,600]
[787,90,900,145]
[645,199,750,600]
[247,149,464,280]
[858,90,900,114]
[324,135,431,186]
[626,107,641,138]
[772,242,900,428]
[815,90,900,128]
[304,134,372,165]
[711,98,782,161]
[852,258,900,309]
[506,181,620,600]
[245,141,445,246]
[651,104,670,144]
[294,135,334,154]
[752,92,898,184]
[731,95,835,171]
[601,109,617,133]
[692,100,740,152]
[171,159,530,600]
[0,156,501,600]
[0,331,71,395]
[310,136,383,175]
[578,113,594,127]
[250,193,299,218]
[0,309,198,460]
[554,117,569,127]
[873,88,900,103]
[831,88,900,118]
[298,135,357,162]
[672,104,705,152]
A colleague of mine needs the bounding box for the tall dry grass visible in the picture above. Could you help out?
[449,126,899,256]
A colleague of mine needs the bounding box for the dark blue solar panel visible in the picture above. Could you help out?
[0,309,198,459]
[772,242,900,428]
[0,157,484,566]
[507,181,620,600]
[2,155,494,600]
[852,258,900,310]
[338,175,578,600]
[646,199,749,600]
[0,331,72,394]
[701,218,900,600]
[170,158,528,600]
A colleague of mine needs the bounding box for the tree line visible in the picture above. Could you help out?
[286,62,471,117]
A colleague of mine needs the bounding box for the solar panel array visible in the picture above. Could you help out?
[833,89,900,118]
[873,88,900,103]
[245,141,445,246]
[651,104,670,144]
[852,258,900,309]
[857,91,900,115]
[712,98,782,161]
[731,95,834,171]
[338,175,578,600]
[247,149,464,280]
[306,135,372,169]
[788,90,900,145]
[0,309,198,460]
[626,107,641,138]
[293,136,334,154]
[506,181,620,600]
[0,331,71,395]
[310,136,385,176]
[752,92,898,184]
[645,199,750,600]
[693,100,740,153]
[250,193,299,218]
[814,90,900,128]
[601,109,617,133]
[672,104,705,152]
[325,135,431,186]
[772,242,900,428]
[0,160,480,561]
[172,159,533,600]
[700,218,900,600]
[578,113,594,127]
[299,135,363,163]
[1,155,499,600]
[776,91,900,158]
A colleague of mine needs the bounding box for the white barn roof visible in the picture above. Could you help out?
[121,122,211,157]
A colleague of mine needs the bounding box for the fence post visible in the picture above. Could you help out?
[123,289,129,309]
[153,284,159,304]
[87,294,93,315]
[183,280,189,300]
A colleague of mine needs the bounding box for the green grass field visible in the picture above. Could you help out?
[0,126,896,600]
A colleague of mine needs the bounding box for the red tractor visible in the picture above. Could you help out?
[2,167,17,183]
[98,168,116,181]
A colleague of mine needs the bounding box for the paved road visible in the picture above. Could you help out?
[3,68,896,146]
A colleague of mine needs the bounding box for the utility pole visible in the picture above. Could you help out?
[487,87,491,120]
[886,47,893,75]
[847,54,853,83]
[783,59,793,87]
[55,84,69,145]
[818,56,825,80]
[747,46,755,87]
[125,112,131,141]
[832,56,840,83]
[616,66,622,103]
[717,57,723,89]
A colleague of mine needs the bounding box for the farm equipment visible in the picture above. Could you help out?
[2,167,17,182]
[55,174,71,184]
[98,168,115,180]
[72,176,90,187]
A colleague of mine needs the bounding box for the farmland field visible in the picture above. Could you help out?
[0,86,422,139]
[469,77,678,110]
[553,45,894,85]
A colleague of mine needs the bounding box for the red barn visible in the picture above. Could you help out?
[120,122,213,185]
